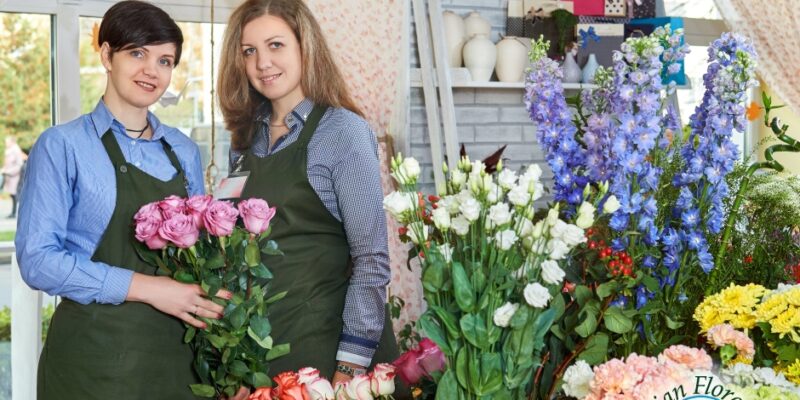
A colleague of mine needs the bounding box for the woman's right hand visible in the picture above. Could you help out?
[127,273,232,329]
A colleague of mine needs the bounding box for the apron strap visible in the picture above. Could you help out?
[100,129,186,176]
[296,105,328,147]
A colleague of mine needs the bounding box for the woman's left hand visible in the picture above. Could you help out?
[332,371,352,387]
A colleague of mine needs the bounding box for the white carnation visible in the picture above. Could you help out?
[541,260,565,285]
[562,360,594,399]
[523,282,551,308]
[493,302,518,327]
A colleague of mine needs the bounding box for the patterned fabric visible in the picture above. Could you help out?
[308,0,425,336]
[229,99,389,365]
[15,100,205,305]
[715,0,800,114]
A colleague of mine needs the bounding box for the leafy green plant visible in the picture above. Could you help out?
[0,304,55,342]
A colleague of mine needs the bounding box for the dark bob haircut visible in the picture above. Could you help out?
[98,0,184,66]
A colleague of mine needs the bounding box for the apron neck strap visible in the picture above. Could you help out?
[100,129,185,175]
[296,105,328,147]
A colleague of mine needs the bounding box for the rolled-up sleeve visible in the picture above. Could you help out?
[332,119,391,366]
[14,129,133,305]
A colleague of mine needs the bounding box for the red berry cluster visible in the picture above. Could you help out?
[785,261,800,284]
[585,229,635,278]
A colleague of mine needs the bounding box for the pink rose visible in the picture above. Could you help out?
[369,364,396,396]
[134,202,163,223]
[417,338,446,376]
[158,195,186,219]
[344,375,372,400]
[305,377,334,400]
[297,367,321,385]
[249,387,274,400]
[135,215,168,250]
[186,195,213,229]
[203,200,239,237]
[158,213,200,248]
[392,347,425,386]
[238,198,277,235]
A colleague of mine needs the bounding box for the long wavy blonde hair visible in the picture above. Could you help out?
[218,0,363,151]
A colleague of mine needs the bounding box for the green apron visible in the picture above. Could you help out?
[238,106,399,379]
[38,130,200,399]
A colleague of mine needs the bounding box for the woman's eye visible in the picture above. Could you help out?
[130,50,144,58]
[269,42,283,49]
[159,58,172,67]
[243,47,256,56]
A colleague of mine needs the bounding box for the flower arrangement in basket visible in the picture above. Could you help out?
[133,194,287,398]
[383,154,617,398]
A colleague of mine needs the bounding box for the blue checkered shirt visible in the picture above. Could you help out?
[229,99,390,367]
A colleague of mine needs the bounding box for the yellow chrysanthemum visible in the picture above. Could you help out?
[756,285,800,343]
[783,359,800,385]
[694,283,767,332]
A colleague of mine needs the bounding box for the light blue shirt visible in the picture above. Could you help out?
[15,100,205,305]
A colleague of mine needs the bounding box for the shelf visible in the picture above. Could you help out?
[409,68,598,90]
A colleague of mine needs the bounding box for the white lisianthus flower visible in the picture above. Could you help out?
[524,282,551,308]
[541,259,565,285]
[530,182,545,201]
[459,198,481,222]
[547,238,570,260]
[508,185,531,207]
[575,201,596,229]
[393,157,421,184]
[431,207,451,231]
[497,169,518,190]
[603,194,621,214]
[493,302,519,327]
[382,191,415,222]
[525,164,543,181]
[438,243,454,263]
[494,229,518,251]
[551,220,587,247]
[450,169,467,189]
[530,237,548,255]
[485,182,502,204]
[531,220,546,239]
[456,189,474,205]
[439,195,461,215]
[517,218,534,238]
[451,215,470,236]
[488,203,513,227]
[562,360,594,399]
[546,208,560,226]
[406,221,429,245]
[471,160,486,175]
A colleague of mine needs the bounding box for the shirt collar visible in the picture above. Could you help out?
[89,98,166,141]
[256,98,315,128]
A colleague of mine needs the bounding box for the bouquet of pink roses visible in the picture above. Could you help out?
[134,194,286,398]
[247,365,398,400]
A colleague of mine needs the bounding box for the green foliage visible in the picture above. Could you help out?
[0,304,55,342]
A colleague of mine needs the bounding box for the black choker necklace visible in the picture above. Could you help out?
[125,121,150,139]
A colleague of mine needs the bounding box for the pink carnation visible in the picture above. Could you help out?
[707,324,755,359]
[186,195,213,230]
[203,200,239,237]
[659,345,713,371]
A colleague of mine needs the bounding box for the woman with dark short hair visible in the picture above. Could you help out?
[15,2,238,398]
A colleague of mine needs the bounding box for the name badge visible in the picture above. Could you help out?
[214,171,250,200]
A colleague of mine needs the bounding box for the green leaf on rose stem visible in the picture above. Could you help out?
[248,315,272,339]
[419,311,452,355]
[265,290,287,304]
[422,260,445,292]
[467,351,481,393]
[228,306,247,330]
[245,241,261,267]
[641,275,660,292]
[574,285,593,307]
[509,304,531,330]
[251,372,271,388]
[577,333,609,365]
[430,305,461,339]
[603,306,634,334]
[664,315,684,330]
[251,264,273,279]
[575,304,599,338]
[202,276,223,299]
[189,384,216,397]
[184,326,196,343]
[206,334,227,349]
[460,313,489,349]
[455,346,469,389]
[174,270,196,284]
[452,261,475,313]
[532,308,556,347]
[435,370,459,400]
[265,343,290,361]
[229,360,250,378]
[258,226,272,241]
[205,250,225,270]
[551,292,566,321]
[596,282,616,299]
[479,352,503,395]
[550,324,566,341]
[261,240,283,256]
[248,328,273,349]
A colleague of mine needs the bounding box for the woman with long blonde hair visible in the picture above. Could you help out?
[219,0,399,389]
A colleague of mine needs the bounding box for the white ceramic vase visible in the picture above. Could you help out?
[495,36,528,82]
[561,53,581,84]
[442,10,465,67]
[582,53,600,84]
[463,34,496,82]
[463,11,491,39]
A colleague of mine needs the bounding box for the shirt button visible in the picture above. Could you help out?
[135,162,141,167]
[131,140,136,146]
[119,165,128,173]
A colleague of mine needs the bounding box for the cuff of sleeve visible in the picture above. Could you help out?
[336,350,372,368]
[98,266,134,305]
